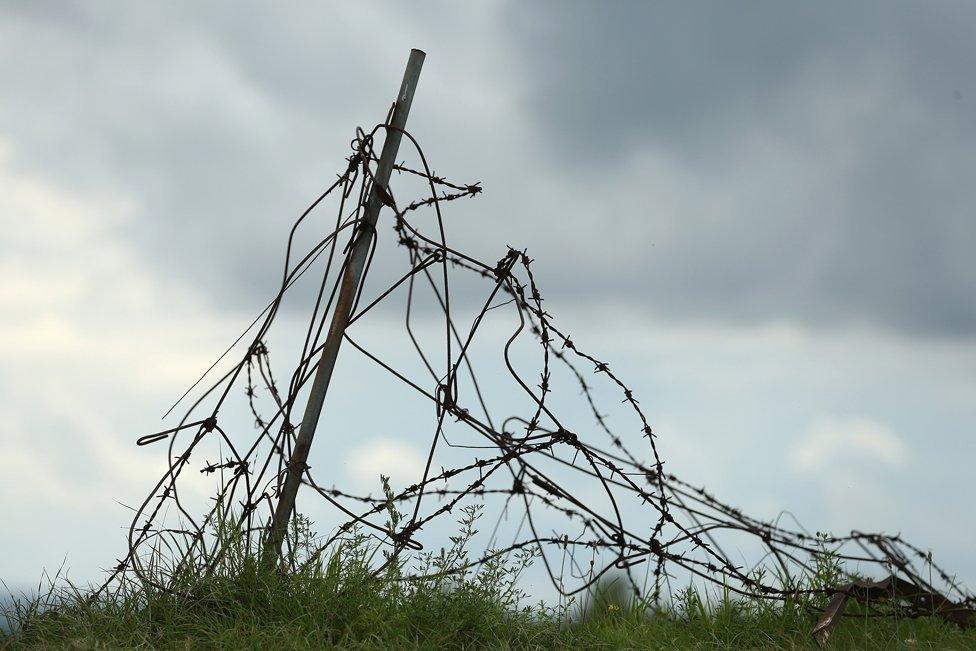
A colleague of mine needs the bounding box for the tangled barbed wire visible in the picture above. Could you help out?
[95,119,974,642]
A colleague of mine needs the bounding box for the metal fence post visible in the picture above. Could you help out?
[264,48,426,562]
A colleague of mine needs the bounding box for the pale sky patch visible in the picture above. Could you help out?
[791,417,908,474]
[345,438,426,491]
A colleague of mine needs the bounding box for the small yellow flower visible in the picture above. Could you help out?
[607,603,620,614]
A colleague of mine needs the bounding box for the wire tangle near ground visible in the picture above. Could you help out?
[97,121,974,637]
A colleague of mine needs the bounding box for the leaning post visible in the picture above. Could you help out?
[264,48,426,562]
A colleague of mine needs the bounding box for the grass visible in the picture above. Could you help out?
[3,502,973,649]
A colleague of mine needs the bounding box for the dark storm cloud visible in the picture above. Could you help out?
[2,2,974,337]
[502,1,976,336]
[505,2,975,161]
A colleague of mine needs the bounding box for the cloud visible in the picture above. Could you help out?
[0,142,263,586]
[505,2,976,163]
[503,1,976,337]
[345,438,426,490]
[3,2,974,337]
[0,138,230,501]
[0,2,522,316]
[791,417,908,474]
[787,417,915,537]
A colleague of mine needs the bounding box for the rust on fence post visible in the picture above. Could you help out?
[264,48,426,562]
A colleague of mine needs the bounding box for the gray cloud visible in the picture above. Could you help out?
[505,2,976,160]
[502,1,976,336]
[1,2,974,337]
[0,2,521,311]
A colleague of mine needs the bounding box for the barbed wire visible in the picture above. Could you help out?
[96,122,974,640]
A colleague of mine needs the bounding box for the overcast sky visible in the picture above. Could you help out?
[1,1,974,594]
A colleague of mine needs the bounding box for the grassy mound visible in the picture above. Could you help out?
[3,507,972,649]
[5,571,972,649]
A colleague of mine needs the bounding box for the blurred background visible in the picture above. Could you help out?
[1,1,974,595]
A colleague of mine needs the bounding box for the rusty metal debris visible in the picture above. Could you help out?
[93,110,974,643]
[812,576,974,646]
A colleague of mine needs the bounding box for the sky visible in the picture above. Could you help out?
[1,1,974,596]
